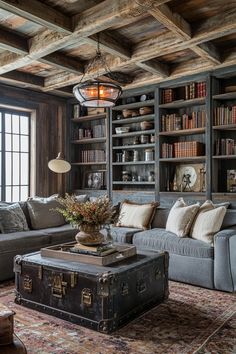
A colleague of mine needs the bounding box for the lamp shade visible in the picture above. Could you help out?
[73,80,122,107]
[48,153,71,173]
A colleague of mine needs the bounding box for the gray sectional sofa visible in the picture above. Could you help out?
[110,207,236,292]
[0,201,77,281]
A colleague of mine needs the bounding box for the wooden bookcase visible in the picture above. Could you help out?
[68,69,236,206]
[70,104,109,195]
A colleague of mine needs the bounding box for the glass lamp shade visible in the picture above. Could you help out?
[73,80,122,107]
[48,153,71,174]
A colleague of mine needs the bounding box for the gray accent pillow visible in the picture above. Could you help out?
[27,196,65,230]
[74,194,88,203]
[0,203,29,233]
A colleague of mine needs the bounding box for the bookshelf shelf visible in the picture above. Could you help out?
[159,191,206,196]
[113,143,155,150]
[213,155,236,159]
[160,156,206,162]
[71,137,106,144]
[159,97,205,109]
[213,92,236,100]
[71,113,106,122]
[113,161,155,166]
[159,127,205,136]
[112,129,155,138]
[113,181,155,185]
[71,162,107,166]
[213,124,236,131]
[112,114,154,125]
[112,99,154,111]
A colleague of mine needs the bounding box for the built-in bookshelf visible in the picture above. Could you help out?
[212,75,236,195]
[68,69,236,205]
[70,105,109,192]
[111,91,156,195]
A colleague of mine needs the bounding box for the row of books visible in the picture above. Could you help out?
[161,82,206,103]
[161,141,205,158]
[161,111,206,132]
[215,139,236,156]
[214,106,236,126]
[80,149,106,163]
[72,125,106,140]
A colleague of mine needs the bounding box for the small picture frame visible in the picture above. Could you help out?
[227,170,236,192]
[83,171,105,189]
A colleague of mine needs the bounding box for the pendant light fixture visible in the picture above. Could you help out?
[73,36,122,108]
[48,152,71,174]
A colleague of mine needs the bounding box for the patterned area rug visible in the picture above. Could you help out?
[0,281,235,354]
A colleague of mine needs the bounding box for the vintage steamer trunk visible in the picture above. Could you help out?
[14,250,169,333]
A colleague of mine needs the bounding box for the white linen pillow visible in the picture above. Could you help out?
[190,200,227,244]
[166,198,200,237]
[116,200,159,230]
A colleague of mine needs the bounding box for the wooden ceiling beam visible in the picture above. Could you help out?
[148,3,221,64]
[0,0,72,34]
[136,60,169,77]
[0,71,44,88]
[73,0,171,36]
[148,4,191,40]
[0,28,28,55]
[40,53,84,75]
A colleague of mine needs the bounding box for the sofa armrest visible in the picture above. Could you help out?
[214,228,236,292]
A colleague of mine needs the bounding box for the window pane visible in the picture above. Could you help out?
[5,114,11,133]
[0,113,1,132]
[12,115,19,134]
[0,133,1,151]
[21,153,29,185]
[5,186,11,202]
[12,186,19,202]
[13,152,19,185]
[20,135,28,152]
[5,152,12,185]
[13,134,20,152]
[5,134,11,151]
[20,186,28,201]
[20,116,29,135]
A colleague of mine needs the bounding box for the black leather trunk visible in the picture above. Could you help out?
[14,250,169,333]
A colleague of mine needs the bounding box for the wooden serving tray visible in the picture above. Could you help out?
[41,242,136,266]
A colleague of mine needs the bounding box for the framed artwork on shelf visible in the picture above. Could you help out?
[173,164,206,192]
[227,170,236,192]
[83,171,106,189]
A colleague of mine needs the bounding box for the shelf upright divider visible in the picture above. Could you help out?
[155,86,160,202]
[206,74,213,200]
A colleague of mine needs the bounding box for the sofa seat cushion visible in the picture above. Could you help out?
[109,226,142,243]
[41,224,78,245]
[133,228,214,258]
[0,230,50,254]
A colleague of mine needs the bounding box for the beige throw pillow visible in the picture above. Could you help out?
[190,200,227,244]
[27,195,65,230]
[166,198,200,237]
[116,200,159,230]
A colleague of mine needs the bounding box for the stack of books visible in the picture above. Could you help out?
[215,138,236,155]
[162,88,175,103]
[161,141,205,158]
[81,149,106,163]
[161,110,206,131]
[214,106,236,126]
[70,243,117,257]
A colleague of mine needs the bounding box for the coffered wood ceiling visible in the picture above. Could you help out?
[0,0,235,97]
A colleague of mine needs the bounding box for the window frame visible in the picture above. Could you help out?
[0,108,31,201]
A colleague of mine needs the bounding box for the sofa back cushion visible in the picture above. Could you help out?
[116,200,159,230]
[221,209,236,229]
[166,198,200,237]
[0,203,29,233]
[27,195,65,230]
[190,200,227,244]
[151,208,170,229]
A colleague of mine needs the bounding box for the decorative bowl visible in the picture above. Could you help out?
[140,121,154,131]
[139,106,153,116]
[115,127,130,134]
[122,109,134,118]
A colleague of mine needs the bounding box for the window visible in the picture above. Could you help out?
[0,109,31,201]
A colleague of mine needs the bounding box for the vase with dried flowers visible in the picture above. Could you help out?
[56,194,114,246]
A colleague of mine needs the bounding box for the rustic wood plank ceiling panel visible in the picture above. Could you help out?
[0,0,234,92]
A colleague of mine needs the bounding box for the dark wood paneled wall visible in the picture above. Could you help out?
[0,83,68,197]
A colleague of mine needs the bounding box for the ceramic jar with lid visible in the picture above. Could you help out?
[122,171,131,182]
[140,134,149,144]
[145,148,154,161]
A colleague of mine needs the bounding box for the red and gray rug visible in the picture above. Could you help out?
[0,281,235,354]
